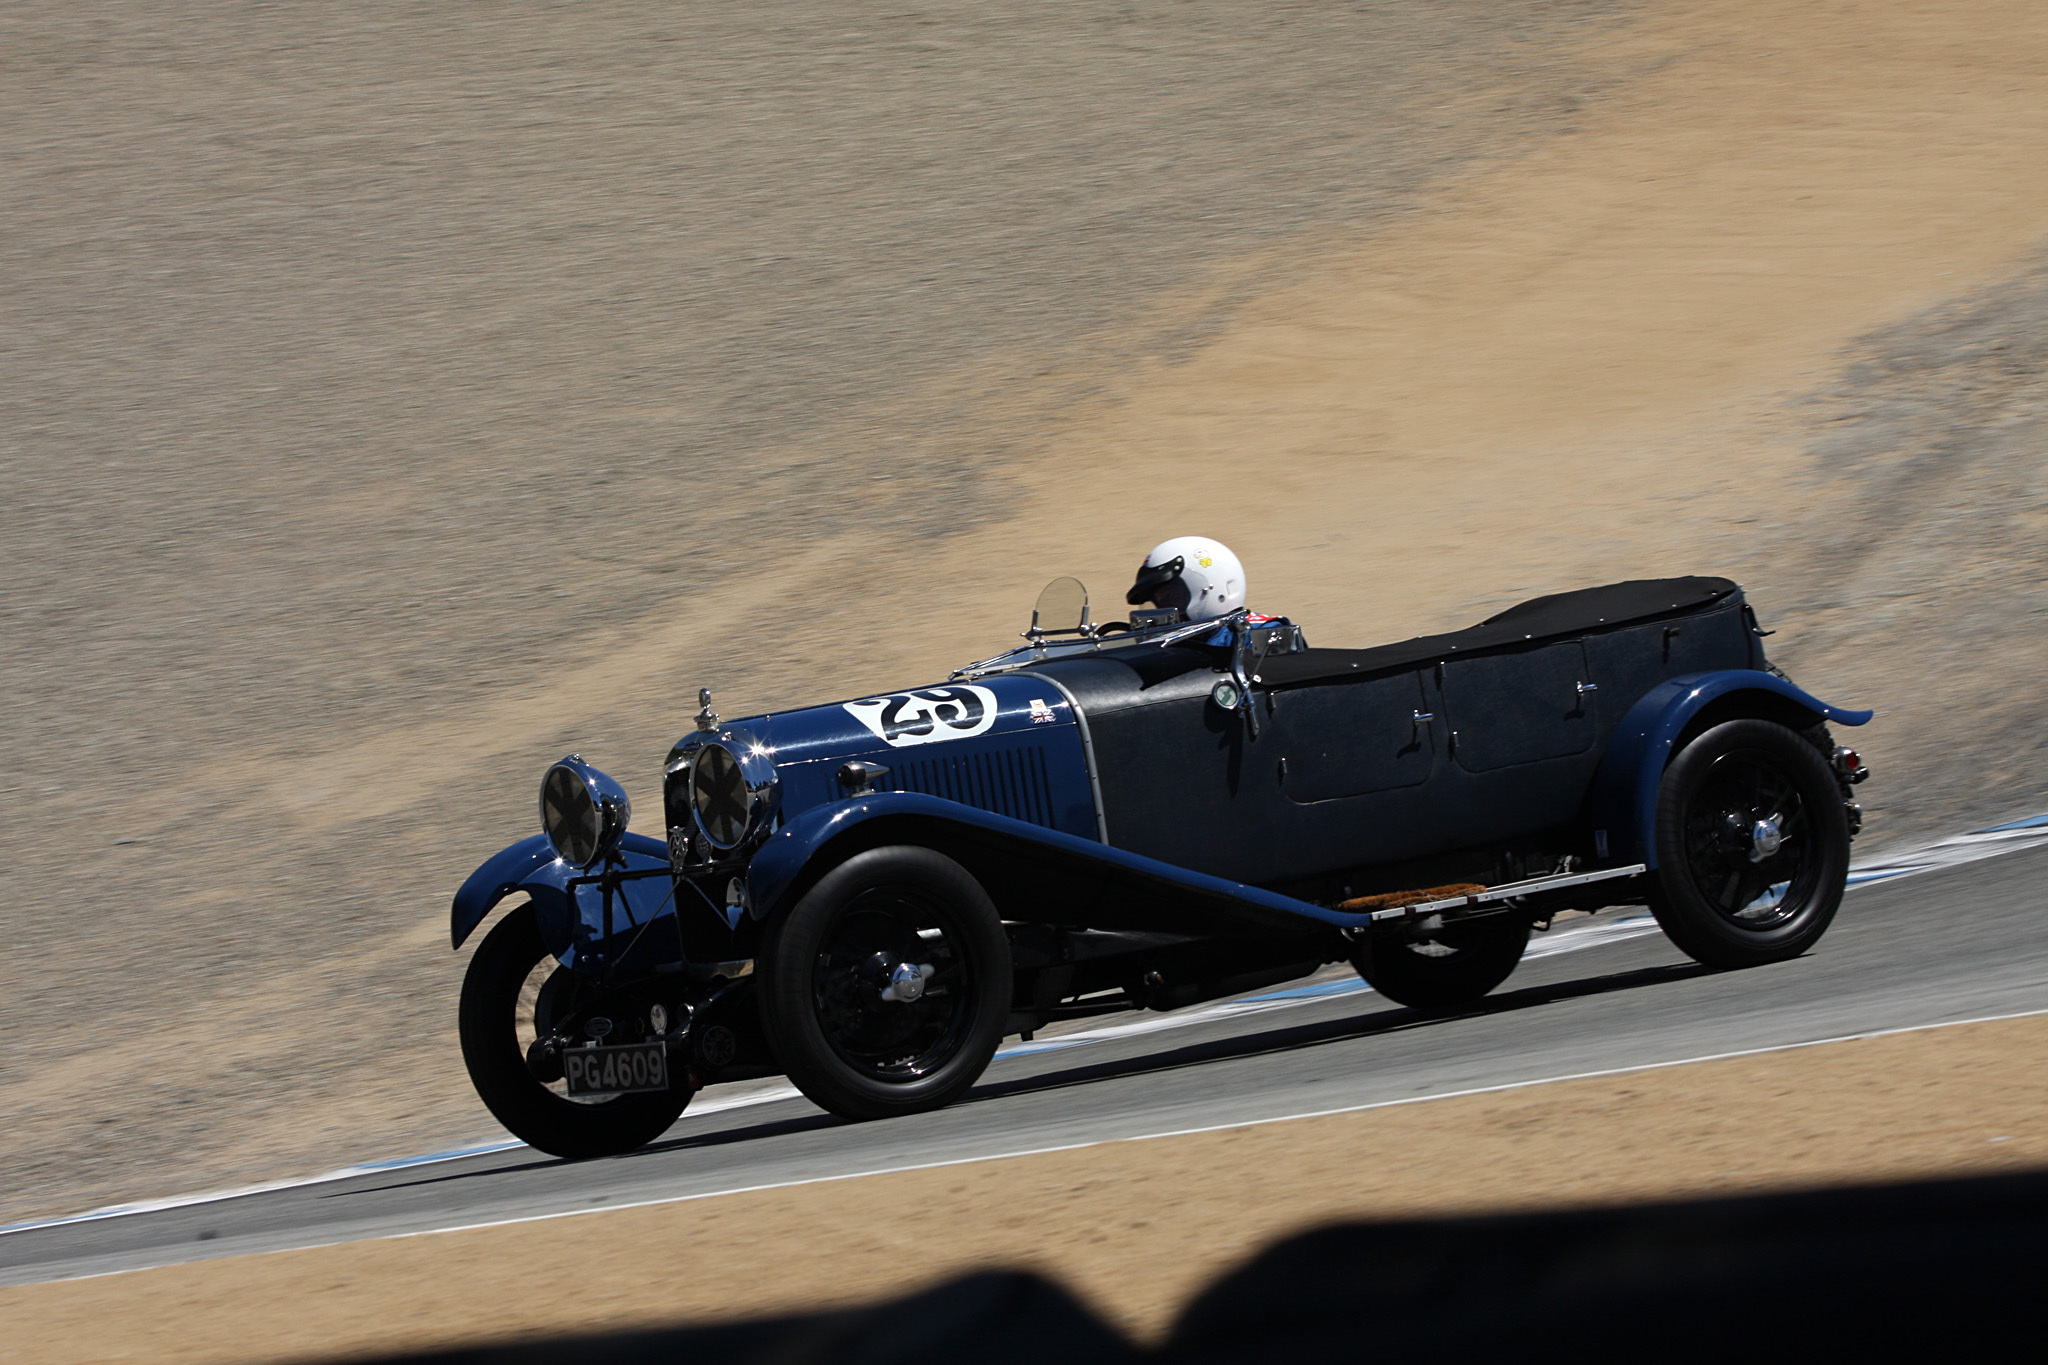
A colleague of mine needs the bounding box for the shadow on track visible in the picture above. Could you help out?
[331,957,1714,1203]
[959,958,1716,1108]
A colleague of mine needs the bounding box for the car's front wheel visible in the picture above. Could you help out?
[758,846,1011,1120]
[1349,913,1529,1010]
[1647,718,1850,968]
[458,904,690,1158]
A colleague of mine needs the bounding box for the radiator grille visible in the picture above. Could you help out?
[889,745,1056,828]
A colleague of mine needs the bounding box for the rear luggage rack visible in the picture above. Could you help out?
[1348,863,1647,923]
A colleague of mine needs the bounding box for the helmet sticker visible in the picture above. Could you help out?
[1131,537,1244,619]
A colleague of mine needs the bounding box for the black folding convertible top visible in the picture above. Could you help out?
[1258,576,1739,687]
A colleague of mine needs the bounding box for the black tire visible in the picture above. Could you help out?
[758,846,1011,1120]
[1349,913,1529,1010]
[1647,718,1850,969]
[458,904,689,1158]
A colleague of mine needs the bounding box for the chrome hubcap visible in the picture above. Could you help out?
[881,960,935,1003]
[1750,815,1785,862]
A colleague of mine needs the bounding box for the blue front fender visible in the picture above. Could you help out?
[451,831,680,973]
[745,790,1375,933]
[1590,670,1873,869]
[451,834,558,949]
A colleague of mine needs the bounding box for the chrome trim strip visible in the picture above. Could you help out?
[1015,669,1110,845]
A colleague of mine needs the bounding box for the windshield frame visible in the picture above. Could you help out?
[950,608,1239,681]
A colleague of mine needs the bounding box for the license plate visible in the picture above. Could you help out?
[563,1042,669,1096]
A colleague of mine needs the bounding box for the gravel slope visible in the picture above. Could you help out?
[3,0,2045,1232]
[0,1,1630,1224]
[1744,254,2048,837]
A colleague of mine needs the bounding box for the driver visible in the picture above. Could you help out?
[1122,536,1299,650]
[1125,536,1248,620]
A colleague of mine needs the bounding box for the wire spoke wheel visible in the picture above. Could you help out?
[811,888,977,1080]
[1679,751,1819,930]
[459,904,689,1157]
[1650,719,1850,969]
[513,956,615,1106]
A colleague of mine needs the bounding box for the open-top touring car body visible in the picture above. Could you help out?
[452,575,1871,1156]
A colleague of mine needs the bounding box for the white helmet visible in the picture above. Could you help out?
[1125,536,1245,621]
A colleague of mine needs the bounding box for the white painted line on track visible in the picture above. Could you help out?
[8,809,2042,1244]
[273,1005,2048,1240]
[0,1085,816,1240]
[39,1003,2045,1286]
[0,1143,523,1241]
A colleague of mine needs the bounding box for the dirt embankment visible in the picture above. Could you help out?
[0,0,1633,1224]
[4,0,2048,1229]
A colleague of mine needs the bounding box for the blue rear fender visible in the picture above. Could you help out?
[1590,669,1872,869]
[450,830,681,972]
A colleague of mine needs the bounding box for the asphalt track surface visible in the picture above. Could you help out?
[7,837,2047,1288]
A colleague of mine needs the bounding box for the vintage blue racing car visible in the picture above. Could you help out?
[451,572,1871,1157]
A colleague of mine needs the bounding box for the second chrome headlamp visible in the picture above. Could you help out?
[669,731,779,852]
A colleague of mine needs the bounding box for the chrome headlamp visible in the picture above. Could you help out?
[539,754,632,868]
[668,729,779,852]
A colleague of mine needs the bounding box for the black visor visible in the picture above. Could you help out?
[1126,555,1185,606]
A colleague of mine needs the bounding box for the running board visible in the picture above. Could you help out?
[1363,864,1648,923]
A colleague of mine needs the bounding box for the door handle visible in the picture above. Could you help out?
[1575,682,1598,695]
[1413,710,1435,723]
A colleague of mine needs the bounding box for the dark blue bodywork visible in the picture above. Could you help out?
[454,577,1869,977]
[452,830,684,969]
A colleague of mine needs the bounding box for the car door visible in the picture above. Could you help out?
[1276,671,1435,803]
[1433,640,1600,841]
[1440,641,1597,770]
[1265,668,1450,874]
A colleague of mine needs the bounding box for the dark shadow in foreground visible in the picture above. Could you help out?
[355,1166,2048,1363]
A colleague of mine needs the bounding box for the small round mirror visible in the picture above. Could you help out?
[1031,576,1090,634]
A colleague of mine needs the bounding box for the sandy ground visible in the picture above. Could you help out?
[3,1013,2044,1363]
[0,0,1632,1225]
[4,0,2048,1235]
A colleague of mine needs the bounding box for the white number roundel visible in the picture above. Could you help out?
[843,685,1000,747]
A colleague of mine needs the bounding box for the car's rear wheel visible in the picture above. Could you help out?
[758,846,1011,1120]
[459,904,690,1158]
[1349,913,1529,1009]
[1647,718,1849,968]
